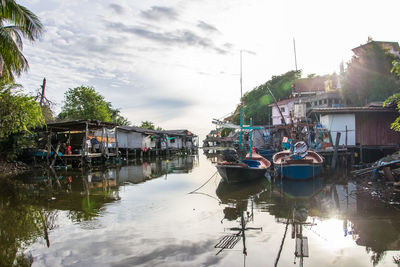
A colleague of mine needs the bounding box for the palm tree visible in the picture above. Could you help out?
[0,0,43,82]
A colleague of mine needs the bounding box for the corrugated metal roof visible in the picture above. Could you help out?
[309,106,396,115]
[268,98,298,107]
[117,126,158,135]
[46,120,117,131]
[117,127,197,137]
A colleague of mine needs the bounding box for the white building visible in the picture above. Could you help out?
[269,98,297,125]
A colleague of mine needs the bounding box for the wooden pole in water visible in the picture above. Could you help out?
[46,130,52,166]
[331,132,341,171]
[80,122,88,167]
[101,127,105,155]
[106,128,109,155]
[50,142,60,168]
[115,126,119,160]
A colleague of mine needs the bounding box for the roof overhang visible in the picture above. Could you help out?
[308,107,396,116]
[44,120,117,132]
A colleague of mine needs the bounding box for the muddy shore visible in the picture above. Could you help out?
[0,159,35,178]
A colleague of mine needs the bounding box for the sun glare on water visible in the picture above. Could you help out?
[306,218,357,250]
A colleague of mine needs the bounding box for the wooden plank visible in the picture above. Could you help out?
[295,236,309,257]
[383,166,395,181]
[351,159,400,176]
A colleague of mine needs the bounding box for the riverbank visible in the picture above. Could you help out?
[0,159,33,178]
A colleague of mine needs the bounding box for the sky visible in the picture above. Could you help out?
[17,0,400,140]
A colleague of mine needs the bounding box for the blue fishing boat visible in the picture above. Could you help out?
[273,141,323,180]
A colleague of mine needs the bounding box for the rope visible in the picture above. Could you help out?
[188,171,218,194]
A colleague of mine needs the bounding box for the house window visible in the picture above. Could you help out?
[314,101,317,106]
[328,99,332,104]
[280,107,285,113]
[170,138,175,143]
[324,99,327,104]
[319,100,322,105]
[334,99,339,104]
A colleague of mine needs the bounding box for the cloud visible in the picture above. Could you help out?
[106,22,230,54]
[111,240,222,266]
[197,20,219,33]
[124,96,196,122]
[146,97,194,109]
[140,6,178,21]
[109,4,125,15]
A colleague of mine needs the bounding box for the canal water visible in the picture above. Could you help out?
[2,151,400,266]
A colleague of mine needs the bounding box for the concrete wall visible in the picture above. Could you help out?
[117,131,143,149]
[168,136,183,149]
[320,113,356,146]
[272,102,295,125]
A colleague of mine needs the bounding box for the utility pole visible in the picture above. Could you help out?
[40,78,46,107]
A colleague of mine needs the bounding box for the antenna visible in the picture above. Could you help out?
[240,50,243,100]
[293,38,298,72]
[293,38,298,96]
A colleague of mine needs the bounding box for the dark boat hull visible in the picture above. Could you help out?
[216,164,268,184]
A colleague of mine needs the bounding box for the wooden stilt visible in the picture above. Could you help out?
[46,131,52,166]
[115,126,119,161]
[101,127,105,156]
[50,142,61,168]
[331,132,341,171]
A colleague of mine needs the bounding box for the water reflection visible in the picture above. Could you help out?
[3,152,400,266]
[267,178,322,267]
[18,155,199,223]
[0,179,58,266]
[215,179,266,261]
[118,155,198,184]
[0,155,198,266]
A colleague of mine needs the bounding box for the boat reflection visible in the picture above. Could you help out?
[265,176,400,266]
[214,179,266,258]
[272,176,324,200]
[267,178,323,267]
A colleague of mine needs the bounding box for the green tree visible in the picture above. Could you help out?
[106,102,130,126]
[383,59,400,131]
[0,0,43,82]
[58,86,110,122]
[58,86,130,124]
[0,82,44,159]
[231,70,301,125]
[341,41,399,106]
[140,121,155,130]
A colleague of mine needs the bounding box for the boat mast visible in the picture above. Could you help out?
[239,50,244,151]
[293,38,298,94]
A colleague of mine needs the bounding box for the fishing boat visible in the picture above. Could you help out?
[213,51,271,184]
[273,141,323,180]
[255,147,276,162]
[216,149,271,184]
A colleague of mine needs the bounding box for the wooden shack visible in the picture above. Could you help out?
[310,106,400,162]
[161,130,198,152]
[39,120,118,167]
[116,126,163,158]
[310,106,400,148]
[116,127,197,158]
